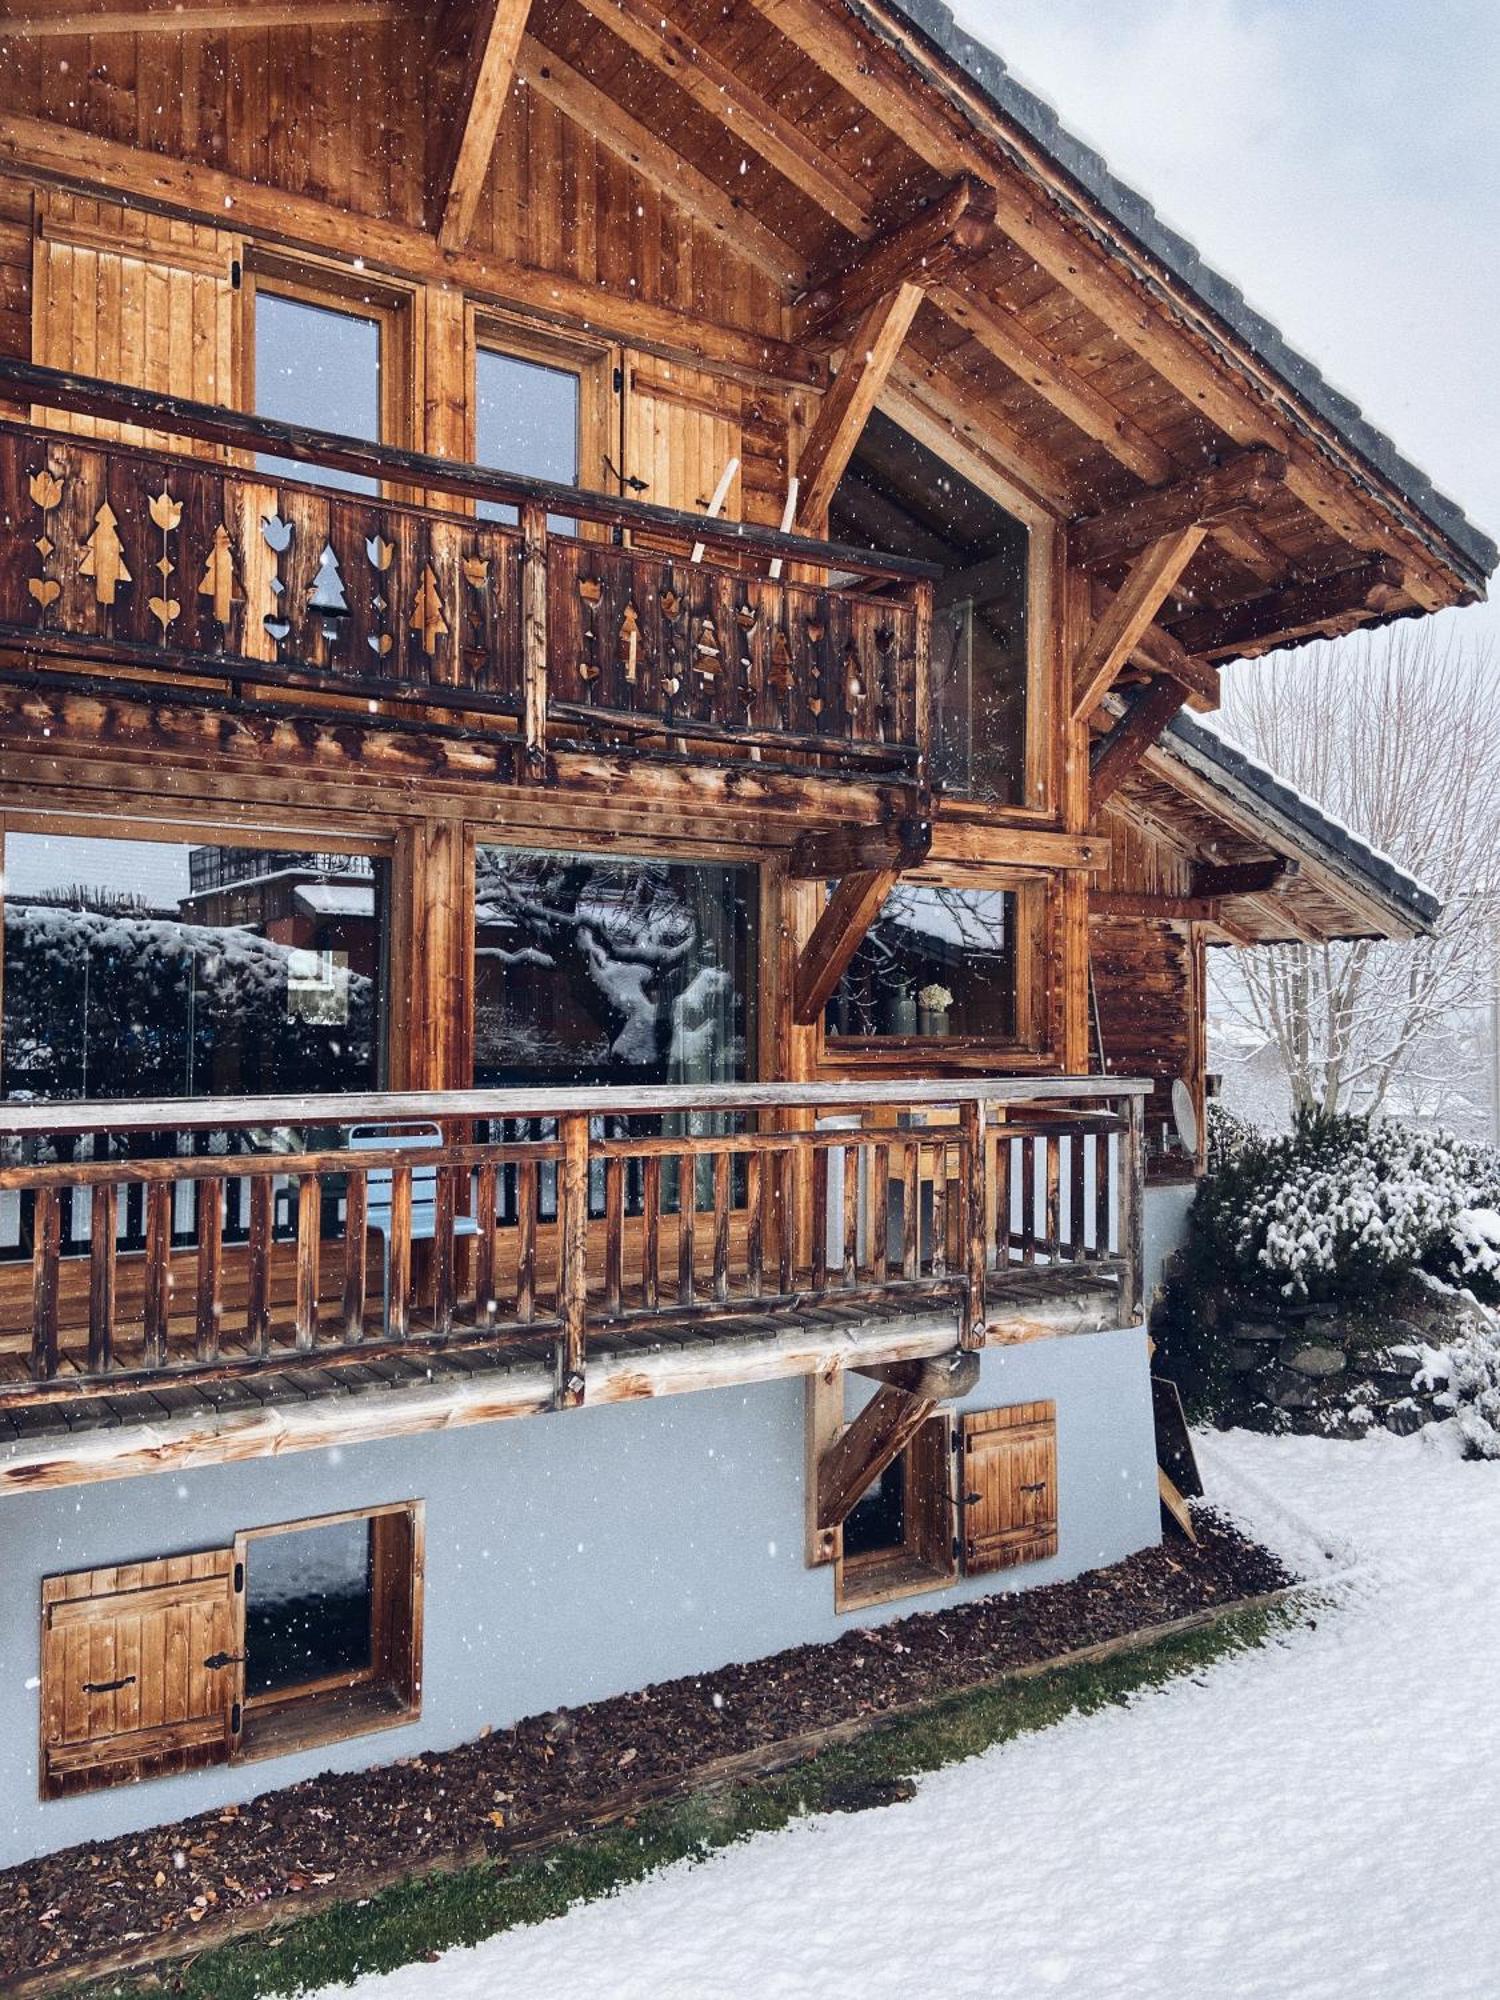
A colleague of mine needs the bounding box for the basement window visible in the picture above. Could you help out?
[836,1414,956,1612]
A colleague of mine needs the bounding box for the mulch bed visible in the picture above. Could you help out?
[2,1514,1294,1992]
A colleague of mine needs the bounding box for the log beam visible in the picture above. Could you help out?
[433,0,534,249]
[1072,526,1207,722]
[1192,857,1299,898]
[797,285,924,527]
[1089,676,1188,815]
[793,869,900,1024]
[1070,449,1289,570]
[1166,558,1409,660]
[1122,610,1220,713]
[816,1383,936,1532]
[852,1349,980,1399]
[2,3,393,31]
[789,816,932,881]
[1089,891,1222,923]
[793,179,990,343]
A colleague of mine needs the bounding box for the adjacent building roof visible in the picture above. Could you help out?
[869,0,1498,589]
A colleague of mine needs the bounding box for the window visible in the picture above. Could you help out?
[837,1413,955,1611]
[825,884,1017,1043]
[1,831,389,1102]
[254,287,384,492]
[39,1504,422,1798]
[472,848,757,1088]
[475,343,581,527]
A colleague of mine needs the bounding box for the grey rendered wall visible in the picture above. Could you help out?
[1144,1181,1196,1311]
[0,1325,1158,1868]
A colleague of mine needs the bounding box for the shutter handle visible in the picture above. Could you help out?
[82,1674,136,1695]
[960,1490,982,1506]
[1019,1481,1047,1494]
[202,1650,246,1671]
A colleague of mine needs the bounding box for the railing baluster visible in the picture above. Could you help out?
[30,1187,60,1382]
[387,1166,412,1340]
[992,1127,1011,1270]
[603,1155,624,1315]
[1095,1127,1113,1259]
[432,1164,455,1338]
[557,1112,590,1403]
[144,1181,172,1369]
[247,1175,272,1354]
[194,1177,222,1363]
[641,1154,661,1310]
[1044,1135,1061,1263]
[712,1149,732,1302]
[929,1141,948,1277]
[960,1099,987,1348]
[343,1169,369,1338]
[1121,1095,1146,1320]
[677,1152,697,1307]
[745,1149,764,1298]
[294,1173,321,1351]
[474,1161,497,1325]
[88,1183,118,1375]
[901,1138,919,1280]
[841,1140,859,1285]
[515,1157,538,1323]
[870,1141,889,1285]
[811,1146,829,1292]
[1019,1135,1037,1266]
[1069,1133,1086,1262]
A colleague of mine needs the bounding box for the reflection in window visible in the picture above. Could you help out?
[472,848,755,1088]
[932,513,1029,805]
[1,833,387,1101]
[826,884,1016,1041]
[255,291,382,494]
[244,1517,373,1700]
[475,347,580,528]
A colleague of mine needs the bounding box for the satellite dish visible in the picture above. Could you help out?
[1171,1078,1200,1155]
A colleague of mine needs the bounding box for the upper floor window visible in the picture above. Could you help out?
[825,883,1018,1044]
[831,411,1031,807]
[475,337,585,528]
[253,286,385,495]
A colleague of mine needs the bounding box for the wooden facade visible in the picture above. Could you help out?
[0,0,1486,1417]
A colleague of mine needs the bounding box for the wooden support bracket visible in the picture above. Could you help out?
[852,1349,980,1400]
[795,284,924,527]
[1072,526,1207,722]
[793,868,899,1024]
[1166,557,1408,660]
[792,179,991,343]
[1192,857,1298,898]
[789,816,932,881]
[816,1383,937,1533]
[1069,449,1289,570]
[432,0,533,249]
[1089,676,1188,815]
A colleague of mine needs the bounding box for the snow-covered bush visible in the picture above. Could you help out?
[1428,1314,1500,1459]
[1194,1111,1500,1306]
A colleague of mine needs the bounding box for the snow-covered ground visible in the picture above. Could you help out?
[326,1427,1500,2000]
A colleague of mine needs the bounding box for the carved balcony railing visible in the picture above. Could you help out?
[0,1079,1147,1410]
[0,359,936,781]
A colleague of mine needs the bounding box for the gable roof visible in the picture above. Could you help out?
[861,0,1497,591]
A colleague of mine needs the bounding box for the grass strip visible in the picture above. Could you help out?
[72,1593,1308,2000]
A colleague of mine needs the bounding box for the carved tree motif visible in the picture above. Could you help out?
[842,640,864,719]
[410,562,448,658]
[659,585,683,698]
[27,467,64,612]
[79,501,132,607]
[618,600,641,686]
[307,543,351,644]
[576,574,602,685]
[735,603,758,719]
[147,487,183,637]
[197,522,239,627]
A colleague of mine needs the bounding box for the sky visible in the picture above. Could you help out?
[947,0,1500,651]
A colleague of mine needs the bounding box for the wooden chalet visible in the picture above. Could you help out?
[0,0,1489,1858]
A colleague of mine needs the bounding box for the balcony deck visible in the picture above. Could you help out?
[0,1080,1148,1448]
[0,359,935,788]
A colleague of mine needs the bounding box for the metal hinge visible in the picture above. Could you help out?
[230,1701,242,1736]
[233,1561,244,1593]
[203,1650,246,1672]
[231,258,242,291]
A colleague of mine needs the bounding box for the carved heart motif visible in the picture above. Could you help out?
[368,633,394,657]
[27,576,60,609]
[149,595,181,632]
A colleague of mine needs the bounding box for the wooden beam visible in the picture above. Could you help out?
[1192,857,1298,898]
[790,816,932,881]
[934,281,1174,485]
[433,0,533,250]
[885,364,1076,517]
[567,0,875,238]
[1166,559,1409,659]
[797,285,925,526]
[1089,890,1221,923]
[0,115,823,389]
[517,41,802,285]
[1070,449,1289,570]
[793,869,899,1024]
[1072,526,1207,721]
[816,1383,936,1531]
[853,1349,980,1399]
[793,179,989,343]
[1121,610,1219,713]
[2,2,393,32]
[1089,676,1187,815]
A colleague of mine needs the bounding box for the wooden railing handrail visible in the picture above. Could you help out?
[0,358,940,585]
[0,1076,1154,1140]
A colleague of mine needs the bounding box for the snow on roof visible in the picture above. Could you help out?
[294,882,376,920]
[870,0,1497,589]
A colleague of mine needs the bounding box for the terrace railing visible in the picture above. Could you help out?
[0,1079,1147,1409]
[0,359,936,781]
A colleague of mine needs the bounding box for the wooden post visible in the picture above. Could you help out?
[960,1097,987,1351]
[557,1110,590,1407]
[1120,1092,1147,1323]
[804,1363,843,1567]
[520,500,549,781]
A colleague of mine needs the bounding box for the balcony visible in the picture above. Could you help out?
[0,1081,1146,1425]
[0,359,935,785]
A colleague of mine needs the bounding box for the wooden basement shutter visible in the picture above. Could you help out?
[960,1402,1059,1575]
[40,1550,244,1800]
[31,192,243,449]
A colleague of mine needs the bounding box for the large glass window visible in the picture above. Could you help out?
[825,884,1017,1043]
[1,832,388,1101]
[245,1516,374,1701]
[472,848,756,1087]
[255,289,382,493]
[475,345,581,528]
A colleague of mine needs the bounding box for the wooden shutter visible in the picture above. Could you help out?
[959,1401,1058,1575]
[40,1549,243,1800]
[623,355,742,519]
[908,1413,958,1581]
[31,192,243,448]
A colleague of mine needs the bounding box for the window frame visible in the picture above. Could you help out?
[232,1501,424,1764]
[835,1411,957,1613]
[469,307,613,506]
